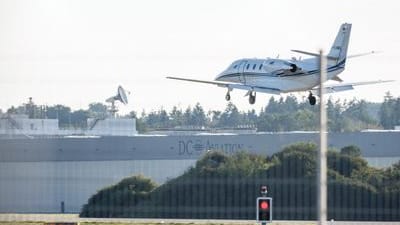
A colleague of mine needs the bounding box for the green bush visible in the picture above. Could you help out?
[80,143,400,220]
[80,175,157,217]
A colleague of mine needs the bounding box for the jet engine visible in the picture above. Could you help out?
[282,61,300,73]
[289,63,298,72]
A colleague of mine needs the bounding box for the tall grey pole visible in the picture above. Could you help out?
[318,50,328,225]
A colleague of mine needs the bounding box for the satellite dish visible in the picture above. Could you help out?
[117,86,128,104]
[105,85,130,117]
[106,85,129,105]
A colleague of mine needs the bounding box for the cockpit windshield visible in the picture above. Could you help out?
[229,60,242,70]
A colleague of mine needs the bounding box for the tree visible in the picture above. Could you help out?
[243,109,257,126]
[169,106,184,127]
[145,108,170,128]
[283,94,298,112]
[191,103,207,127]
[70,110,89,128]
[158,108,169,126]
[329,150,368,178]
[379,92,396,129]
[208,110,221,127]
[264,96,280,114]
[340,145,361,157]
[218,102,241,127]
[80,143,400,220]
[183,106,192,126]
[128,111,137,118]
[343,99,376,125]
[80,175,157,217]
[293,109,317,131]
[88,102,108,118]
[6,106,17,114]
[46,105,72,128]
[327,98,344,132]
[395,97,400,127]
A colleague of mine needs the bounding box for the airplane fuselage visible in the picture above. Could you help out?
[215,58,345,93]
[167,23,391,106]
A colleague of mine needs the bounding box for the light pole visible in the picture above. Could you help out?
[318,50,328,225]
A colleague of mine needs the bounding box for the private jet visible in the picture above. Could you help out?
[167,23,392,105]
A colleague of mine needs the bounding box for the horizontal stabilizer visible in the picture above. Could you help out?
[291,49,338,60]
[325,85,354,94]
[312,80,394,95]
[347,51,381,59]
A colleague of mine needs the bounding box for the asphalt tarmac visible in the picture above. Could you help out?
[1,214,399,225]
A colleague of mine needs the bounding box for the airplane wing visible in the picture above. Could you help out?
[312,80,394,94]
[166,76,230,87]
[166,76,282,95]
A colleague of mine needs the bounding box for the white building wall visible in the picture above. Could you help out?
[0,159,195,213]
[87,118,137,136]
[1,117,138,137]
[0,117,60,136]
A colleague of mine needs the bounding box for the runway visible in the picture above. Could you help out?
[0,214,399,225]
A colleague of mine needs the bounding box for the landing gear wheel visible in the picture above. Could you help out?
[249,92,256,104]
[225,92,231,101]
[308,93,316,105]
[309,96,316,105]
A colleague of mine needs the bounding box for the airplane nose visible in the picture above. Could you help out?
[214,72,224,81]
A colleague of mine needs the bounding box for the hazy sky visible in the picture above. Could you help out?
[0,0,399,114]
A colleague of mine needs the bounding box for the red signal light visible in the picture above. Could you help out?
[260,200,269,210]
[257,197,272,222]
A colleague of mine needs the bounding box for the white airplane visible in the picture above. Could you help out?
[167,23,393,105]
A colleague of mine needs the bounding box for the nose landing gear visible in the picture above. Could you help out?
[249,91,256,104]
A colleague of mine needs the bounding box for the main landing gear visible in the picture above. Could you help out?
[249,91,256,104]
[225,91,231,101]
[308,92,317,105]
[225,89,256,105]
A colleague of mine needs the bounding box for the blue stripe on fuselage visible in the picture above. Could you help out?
[217,59,345,80]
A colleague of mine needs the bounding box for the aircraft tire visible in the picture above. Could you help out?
[225,93,231,101]
[249,93,256,104]
[309,95,316,105]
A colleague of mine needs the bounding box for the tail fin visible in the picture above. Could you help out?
[328,23,352,65]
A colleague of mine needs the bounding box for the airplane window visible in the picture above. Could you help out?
[252,64,256,70]
[259,64,263,70]
[246,64,250,70]
[233,65,238,69]
[269,61,275,65]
